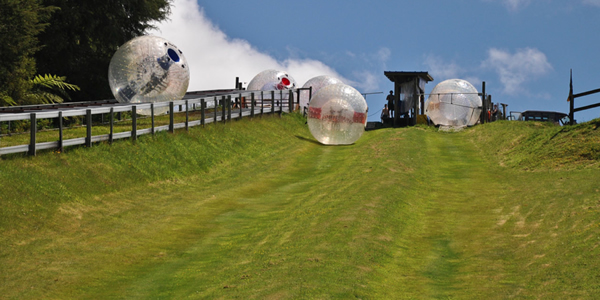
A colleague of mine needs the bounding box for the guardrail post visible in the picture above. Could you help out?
[169,102,174,133]
[86,109,92,148]
[29,113,36,156]
[132,106,137,142]
[151,104,155,135]
[309,86,312,102]
[58,111,63,152]
[109,108,114,144]
[201,99,206,126]
[251,93,255,118]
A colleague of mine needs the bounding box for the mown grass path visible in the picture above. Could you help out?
[1,115,599,299]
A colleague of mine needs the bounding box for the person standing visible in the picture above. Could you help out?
[386,90,395,118]
[381,104,390,123]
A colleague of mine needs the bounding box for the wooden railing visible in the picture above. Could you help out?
[0,88,310,156]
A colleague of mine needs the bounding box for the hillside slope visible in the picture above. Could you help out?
[1,115,599,299]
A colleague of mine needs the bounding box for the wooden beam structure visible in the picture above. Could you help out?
[383,71,434,127]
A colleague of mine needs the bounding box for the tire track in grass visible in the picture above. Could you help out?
[377,130,514,299]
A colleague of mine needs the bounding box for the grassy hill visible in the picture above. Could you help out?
[1,114,599,299]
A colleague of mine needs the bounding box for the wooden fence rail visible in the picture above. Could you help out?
[568,70,600,125]
[0,88,311,156]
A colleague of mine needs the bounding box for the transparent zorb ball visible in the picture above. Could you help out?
[425,79,481,126]
[300,75,344,111]
[247,69,297,101]
[108,35,190,115]
[307,84,368,145]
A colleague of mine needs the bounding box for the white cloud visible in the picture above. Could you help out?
[423,54,464,80]
[351,70,379,92]
[583,0,600,7]
[482,48,552,95]
[423,55,482,88]
[148,0,348,90]
[375,48,391,64]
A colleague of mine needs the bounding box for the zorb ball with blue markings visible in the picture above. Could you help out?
[300,75,344,111]
[307,84,368,145]
[425,79,481,127]
[108,36,189,115]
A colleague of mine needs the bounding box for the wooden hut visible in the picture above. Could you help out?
[384,71,433,126]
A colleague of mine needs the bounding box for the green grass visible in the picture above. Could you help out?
[1,115,599,299]
[0,109,220,147]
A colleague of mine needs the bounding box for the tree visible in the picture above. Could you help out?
[0,0,55,106]
[35,0,172,102]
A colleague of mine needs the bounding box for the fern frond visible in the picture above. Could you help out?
[31,74,80,92]
[24,91,64,104]
[1,94,17,106]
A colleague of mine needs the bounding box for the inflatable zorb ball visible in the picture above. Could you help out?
[300,75,344,110]
[425,79,481,126]
[108,36,189,115]
[307,84,368,145]
[247,70,296,100]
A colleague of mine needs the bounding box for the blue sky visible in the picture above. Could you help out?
[151,0,600,122]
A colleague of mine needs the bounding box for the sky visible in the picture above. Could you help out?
[149,0,600,122]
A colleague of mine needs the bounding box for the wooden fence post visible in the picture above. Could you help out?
[569,96,575,126]
[29,113,36,156]
[227,95,232,121]
[251,93,255,118]
[169,102,174,133]
[239,93,243,119]
[86,109,92,148]
[185,100,189,131]
[58,111,63,152]
[201,99,205,126]
[109,107,114,144]
[221,96,226,123]
[271,91,275,115]
[279,90,283,117]
[151,103,155,135]
[132,106,137,141]
[261,91,264,117]
[481,81,486,124]
[296,89,301,111]
[289,90,294,113]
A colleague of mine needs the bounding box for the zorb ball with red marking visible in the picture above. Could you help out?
[108,36,189,115]
[300,75,344,110]
[247,70,296,100]
[307,84,368,145]
[425,79,481,127]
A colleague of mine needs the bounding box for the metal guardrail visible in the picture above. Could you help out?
[0,88,311,156]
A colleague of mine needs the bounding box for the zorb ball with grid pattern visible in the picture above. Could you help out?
[300,75,344,111]
[307,84,368,145]
[425,79,481,127]
[108,36,189,115]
